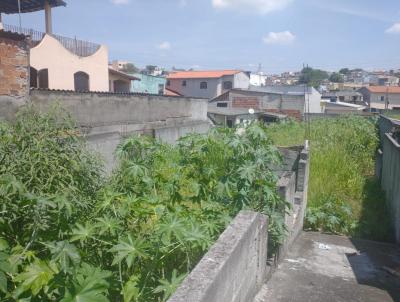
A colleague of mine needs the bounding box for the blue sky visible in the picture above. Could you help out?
[3,0,400,73]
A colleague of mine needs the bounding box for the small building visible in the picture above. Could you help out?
[322,90,364,105]
[358,86,400,111]
[131,73,166,95]
[108,68,140,93]
[166,70,250,99]
[249,72,267,86]
[210,87,314,120]
[2,1,111,92]
[321,100,366,114]
[250,85,323,114]
[208,107,263,128]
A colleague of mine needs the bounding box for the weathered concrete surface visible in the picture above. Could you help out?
[254,232,400,302]
[377,116,400,243]
[168,211,268,302]
[1,90,210,171]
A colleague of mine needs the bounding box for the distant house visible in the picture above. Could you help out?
[249,73,267,86]
[358,86,400,111]
[108,68,140,93]
[208,107,264,128]
[321,100,366,114]
[166,70,250,99]
[131,73,166,95]
[250,85,323,114]
[209,86,321,120]
[322,90,364,105]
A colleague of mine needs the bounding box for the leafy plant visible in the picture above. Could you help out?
[0,105,285,301]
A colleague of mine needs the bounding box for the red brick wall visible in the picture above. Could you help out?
[0,32,29,97]
[232,97,260,109]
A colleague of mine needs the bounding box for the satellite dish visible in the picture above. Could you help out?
[248,108,255,115]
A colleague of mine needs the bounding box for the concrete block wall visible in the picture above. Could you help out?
[168,211,268,302]
[381,132,400,243]
[377,116,400,243]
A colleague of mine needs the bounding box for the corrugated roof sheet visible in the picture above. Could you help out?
[0,0,66,14]
[168,70,242,79]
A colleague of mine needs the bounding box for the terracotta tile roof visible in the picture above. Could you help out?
[168,70,242,79]
[366,86,400,94]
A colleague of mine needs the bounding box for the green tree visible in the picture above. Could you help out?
[298,67,329,88]
[121,63,139,74]
[339,68,350,75]
[329,72,344,83]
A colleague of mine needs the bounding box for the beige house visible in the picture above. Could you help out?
[2,0,116,92]
[30,34,109,91]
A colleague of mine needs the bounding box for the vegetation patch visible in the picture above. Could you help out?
[0,106,287,301]
[265,116,393,241]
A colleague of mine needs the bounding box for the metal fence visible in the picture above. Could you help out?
[4,24,101,57]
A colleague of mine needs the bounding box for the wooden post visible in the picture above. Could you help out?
[44,0,53,34]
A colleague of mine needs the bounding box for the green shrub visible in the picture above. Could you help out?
[265,116,391,239]
[0,106,285,301]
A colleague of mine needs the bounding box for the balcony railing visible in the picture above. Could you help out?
[4,24,101,57]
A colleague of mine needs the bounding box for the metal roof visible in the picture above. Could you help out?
[0,0,66,14]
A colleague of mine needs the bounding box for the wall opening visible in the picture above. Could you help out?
[113,80,130,93]
[38,69,49,89]
[74,71,90,92]
[30,67,38,88]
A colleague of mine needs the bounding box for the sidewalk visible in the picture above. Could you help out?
[254,232,400,302]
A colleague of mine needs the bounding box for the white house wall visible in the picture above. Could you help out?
[30,35,109,91]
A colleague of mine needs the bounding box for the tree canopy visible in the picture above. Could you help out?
[298,67,329,88]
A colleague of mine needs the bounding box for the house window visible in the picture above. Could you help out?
[167,80,170,86]
[223,81,233,90]
[200,81,207,89]
[217,102,228,108]
[381,96,385,102]
[182,80,187,87]
[38,69,49,89]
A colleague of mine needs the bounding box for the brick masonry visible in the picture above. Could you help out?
[232,97,260,109]
[0,31,29,97]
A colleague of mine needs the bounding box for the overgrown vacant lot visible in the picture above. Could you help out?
[265,116,393,242]
[0,106,286,302]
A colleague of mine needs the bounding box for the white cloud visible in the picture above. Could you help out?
[158,41,171,50]
[263,31,295,45]
[385,23,400,34]
[212,0,293,14]
[110,0,130,4]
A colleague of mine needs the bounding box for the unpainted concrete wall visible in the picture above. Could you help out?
[1,90,210,171]
[168,211,268,302]
[381,133,400,243]
[376,116,400,243]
